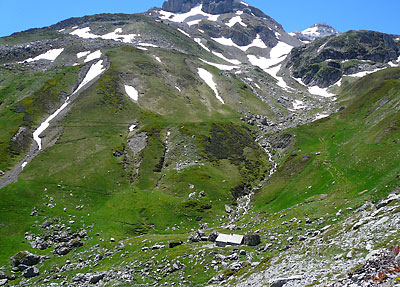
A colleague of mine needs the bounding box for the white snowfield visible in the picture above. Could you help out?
[197,68,224,104]
[77,51,91,59]
[247,40,294,90]
[138,43,159,48]
[21,162,28,169]
[308,85,336,98]
[159,4,219,26]
[200,59,238,71]
[177,28,190,37]
[129,124,137,132]
[212,51,241,65]
[33,60,106,151]
[315,113,329,120]
[302,26,320,37]
[194,38,210,52]
[84,50,102,63]
[22,48,64,63]
[154,56,162,63]
[70,27,138,43]
[226,16,247,27]
[212,34,268,51]
[124,85,139,102]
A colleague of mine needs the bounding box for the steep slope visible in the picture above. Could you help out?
[0,1,399,287]
[218,67,400,286]
[285,30,400,88]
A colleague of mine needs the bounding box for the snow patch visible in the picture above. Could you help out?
[212,34,268,51]
[159,4,219,26]
[212,51,241,65]
[308,85,335,98]
[129,125,137,132]
[314,113,329,120]
[154,56,162,63]
[241,1,249,6]
[77,51,91,59]
[22,48,64,63]
[347,67,388,78]
[302,26,320,37]
[226,16,247,28]
[74,60,106,95]
[265,65,289,89]
[247,41,293,71]
[177,28,190,37]
[21,162,28,169]
[84,50,101,63]
[125,85,139,102]
[70,27,137,43]
[197,68,224,104]
[200,59,238,71]
[138,43,158,48]
[136,47,148,51]
[194,38,210,52]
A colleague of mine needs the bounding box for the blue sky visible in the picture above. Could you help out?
[0,0,398,37]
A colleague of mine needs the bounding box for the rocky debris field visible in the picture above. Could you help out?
[230,191,400,287]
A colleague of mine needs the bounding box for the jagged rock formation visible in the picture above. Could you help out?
[291,22,340,42]
[286,30,400,87]
[162,0,267,17]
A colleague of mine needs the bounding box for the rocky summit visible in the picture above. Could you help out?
[162,0,266,17]
[291,22,340,42]
[0,0,400,286]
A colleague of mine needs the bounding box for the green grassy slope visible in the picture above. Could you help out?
[254,67,400,214]
[0,45,272,276]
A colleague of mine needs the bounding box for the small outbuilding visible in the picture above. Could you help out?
[215,233,244,247]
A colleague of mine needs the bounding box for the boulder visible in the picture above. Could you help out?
[188,230,205,243]
[168,240,183,248]
[270,275,303,287]
[208,231,219,242]
[243,234,261,246]
[12,251,41,266]
[22,266,39,278]
[89,273,105,284]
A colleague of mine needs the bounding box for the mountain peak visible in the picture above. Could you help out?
[292,22,340,42]
[161,0,266,17]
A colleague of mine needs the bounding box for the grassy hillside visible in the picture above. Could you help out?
[0,44,272,285]
[252,67,400,222]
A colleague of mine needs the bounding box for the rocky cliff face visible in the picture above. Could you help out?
[286,30,400,87]
[162,0,267,17]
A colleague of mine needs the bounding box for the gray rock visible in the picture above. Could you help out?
[55,246,71,256]
[0,279,7,286]
[168,241,183,248]
[12,251,41,266]
[89,273,105,284]
[270,275,303,287]
[243,234,261,246]
[188,230,205,243]
[22,266,39,278]
[208,231,219,242]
